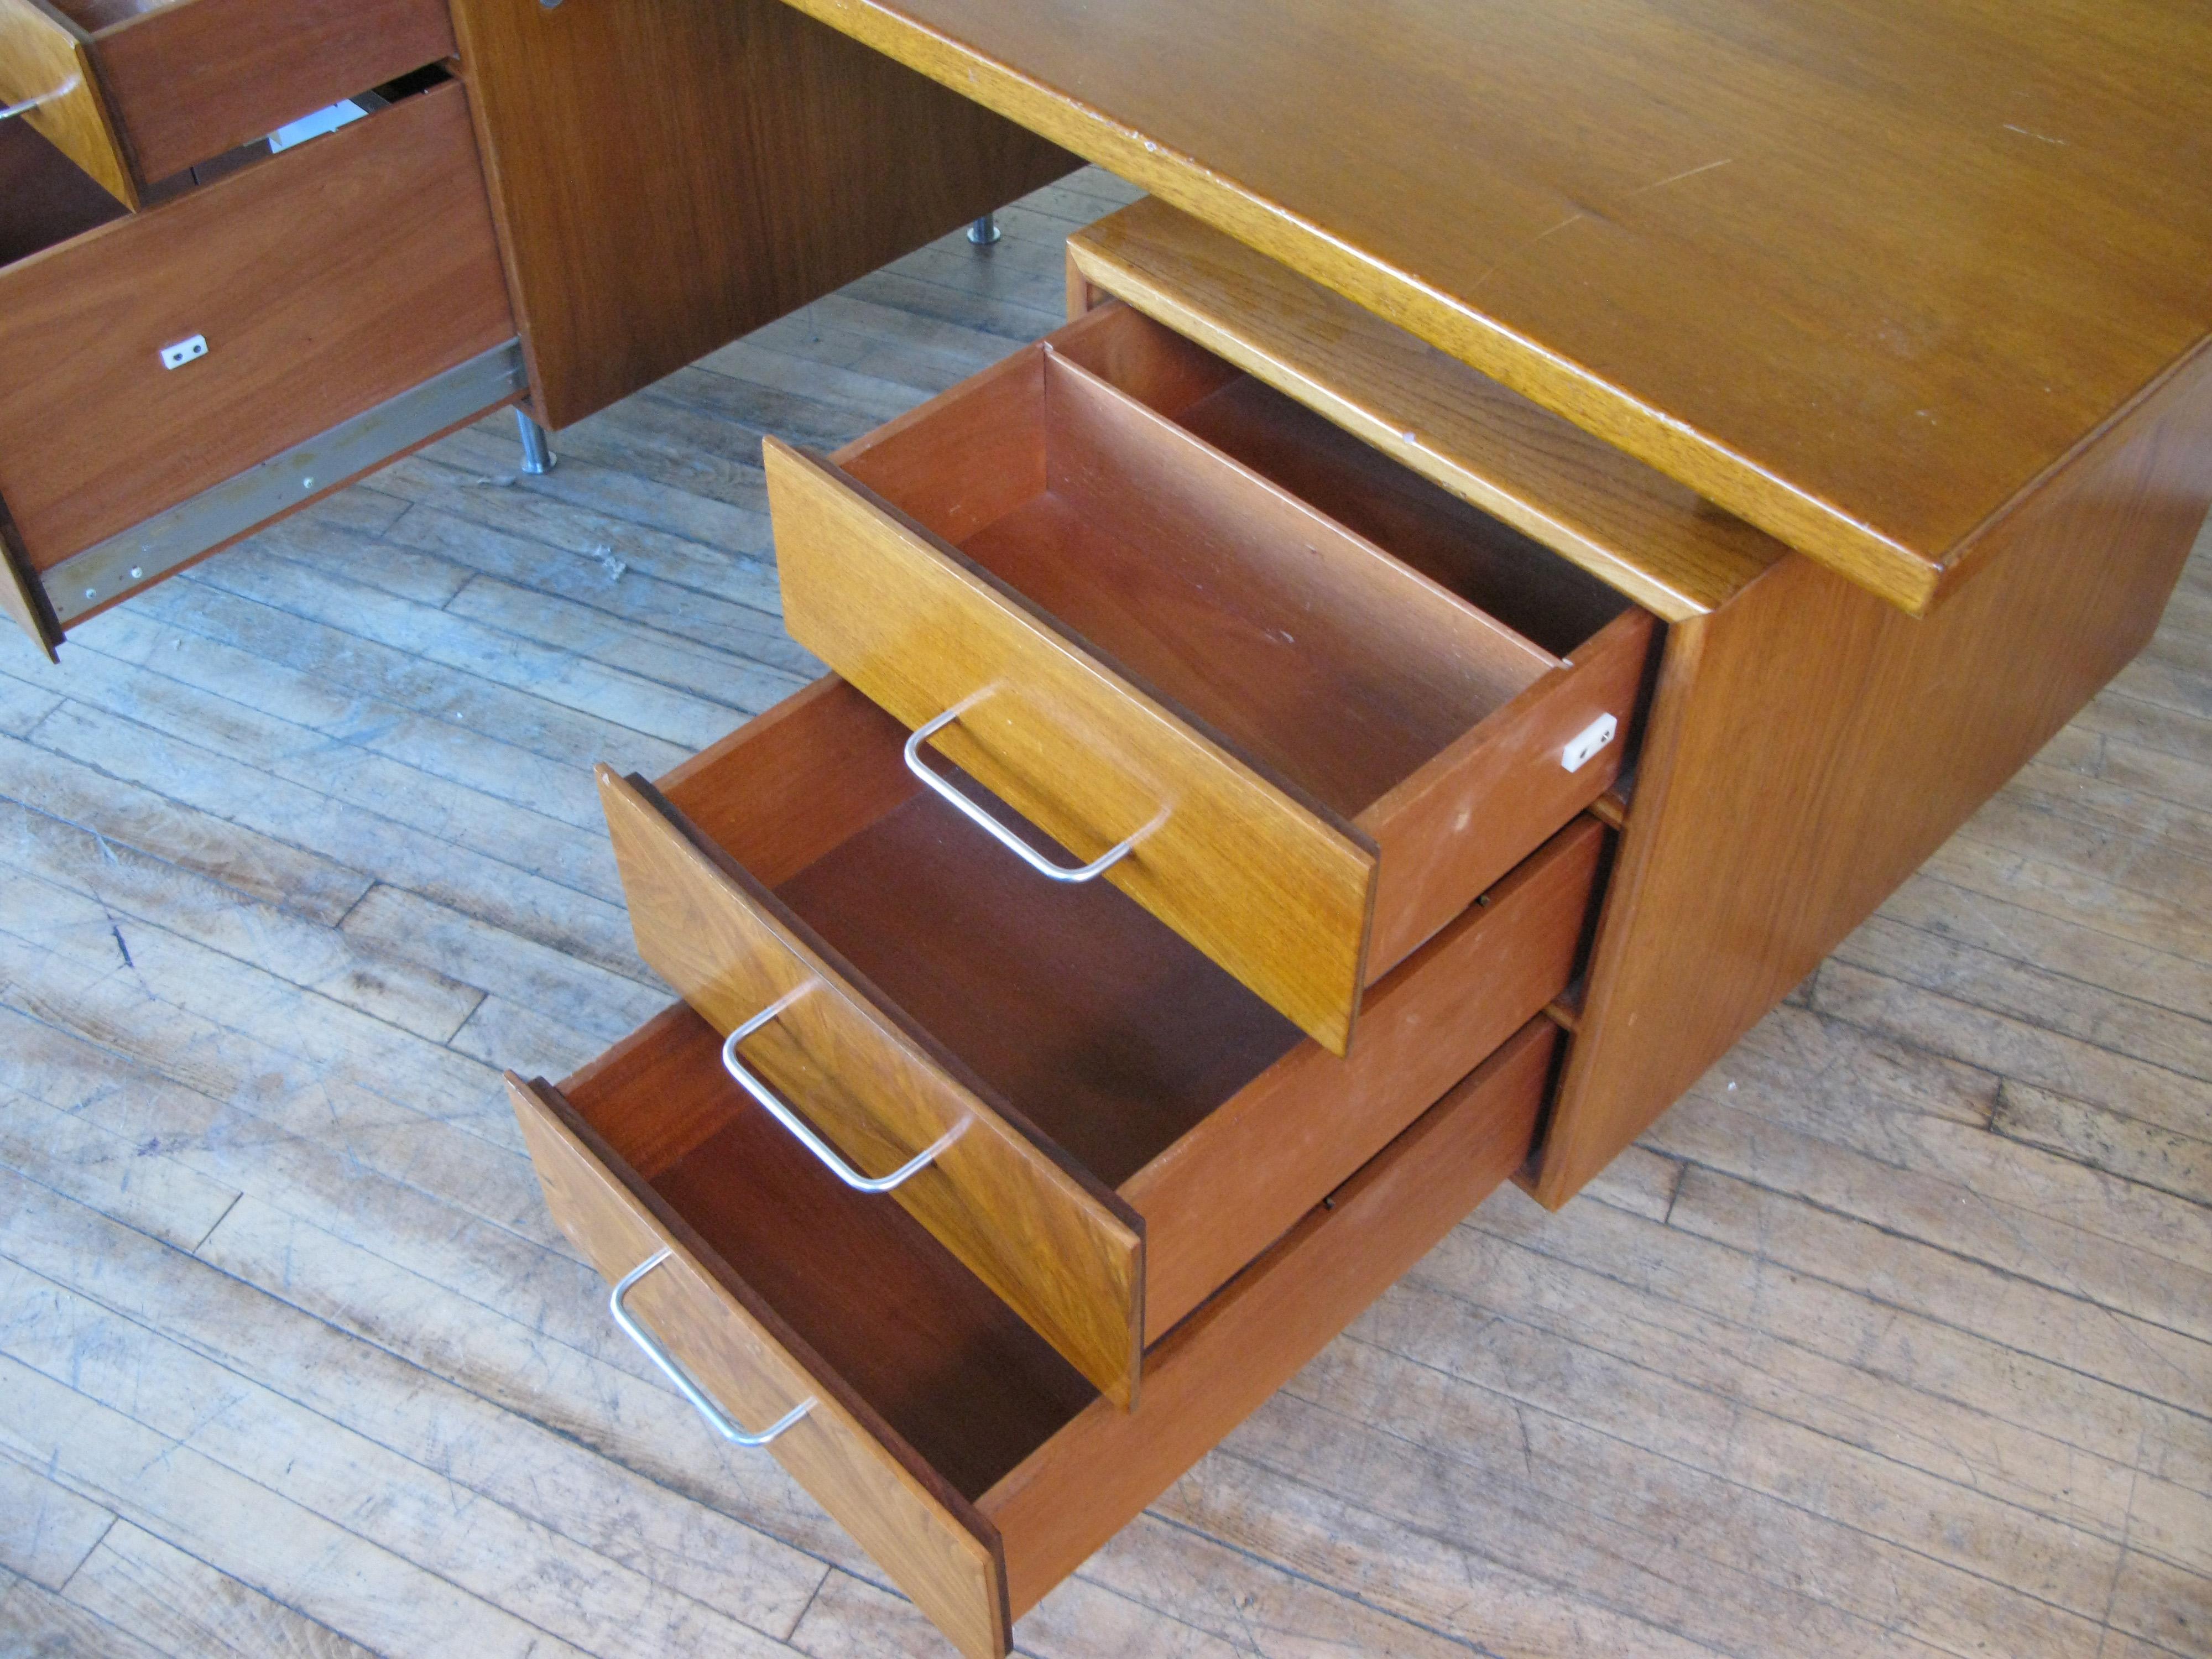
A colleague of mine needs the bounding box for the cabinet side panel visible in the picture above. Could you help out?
[451,0,1080,429]
[1537,354,2212,1207]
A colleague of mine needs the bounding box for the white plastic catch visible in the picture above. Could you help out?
[159,336,208,370]
[1562,713,1619,773]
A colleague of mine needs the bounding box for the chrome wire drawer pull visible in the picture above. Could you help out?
[1,74,80,122]
[719,986,966,1193]
[611,1249,813,1447]
[902,690,1166,884]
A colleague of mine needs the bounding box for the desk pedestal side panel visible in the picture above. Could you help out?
[450,0,1081,430]
[1537,348,2212,1206]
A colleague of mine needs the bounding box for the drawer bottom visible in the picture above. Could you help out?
[512,1008,1551,1655]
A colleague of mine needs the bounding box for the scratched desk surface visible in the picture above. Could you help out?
[781,0,2212,610]
[1,168,2209,1657]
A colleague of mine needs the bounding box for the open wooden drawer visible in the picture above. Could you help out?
[598,674,1599,1407]
[0,78,515,651]
[509,999,1553,1658]
[0,0,455,206]
[764,300,1653,1055]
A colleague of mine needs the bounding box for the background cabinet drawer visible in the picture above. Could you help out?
[0,0,455,205]
[509,1000,1553,1659]
[0,79,514,628]
[599,674,1597,1408]
[769,300,1652,1055]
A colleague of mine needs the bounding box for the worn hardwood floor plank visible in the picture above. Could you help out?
[61,1522,384,1659]
[0,1565,169,1659]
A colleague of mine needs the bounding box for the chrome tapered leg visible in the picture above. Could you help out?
[515,408,556,475]
[966,212,1001,246]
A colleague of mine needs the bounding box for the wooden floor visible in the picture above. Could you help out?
[2,166,2209,1659]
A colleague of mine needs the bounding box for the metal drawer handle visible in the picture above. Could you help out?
[611,1248,813,1448]
[720,984,966,1193]
[2,75,80,122]
[902,688,1166,884]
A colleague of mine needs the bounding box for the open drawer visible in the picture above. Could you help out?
[765,300,1654,1055]
[0,0,455,206]
[0,79,515,653]
[599,674,1599,1407]
[509,1001,1553,1659]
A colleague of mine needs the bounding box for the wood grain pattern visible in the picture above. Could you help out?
[507,1064,1012,1659]
[1053,311,1642,661]
[1065,197,1783,621]
[515,1000,1543,1655]
[766,433,1380,1055]
[0,0,132,205]
[447,0,1078,430]
[598,757,1148,1408]
[0,82,513,568]
[753,0,2212,613]
[86,0,455,185]
[658,672,922,890]
[981,1016,1553,1618]
[1536,349,2212,1206]
[1129,818,1599,1337]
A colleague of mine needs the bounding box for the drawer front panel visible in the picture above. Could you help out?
[0,0,133,204]
[91,0,457,186]
[0,79,512,567]
[766,435,1378,1056]
[508,1072,1010,1659]
[598,764,1147,1408]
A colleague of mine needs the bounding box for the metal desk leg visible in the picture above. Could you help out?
[515,409,556,474]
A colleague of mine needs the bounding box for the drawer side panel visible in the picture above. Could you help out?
[1361,605,1653,974]
[0,0,133,204]
[983,1017,1554,1618]
[1131,817,1600,1338]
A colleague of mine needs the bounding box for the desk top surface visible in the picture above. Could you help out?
[790,0,2212,612]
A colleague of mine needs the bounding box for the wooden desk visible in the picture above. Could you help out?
[498,8,2212,1651]
[746,0,2212,1203]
